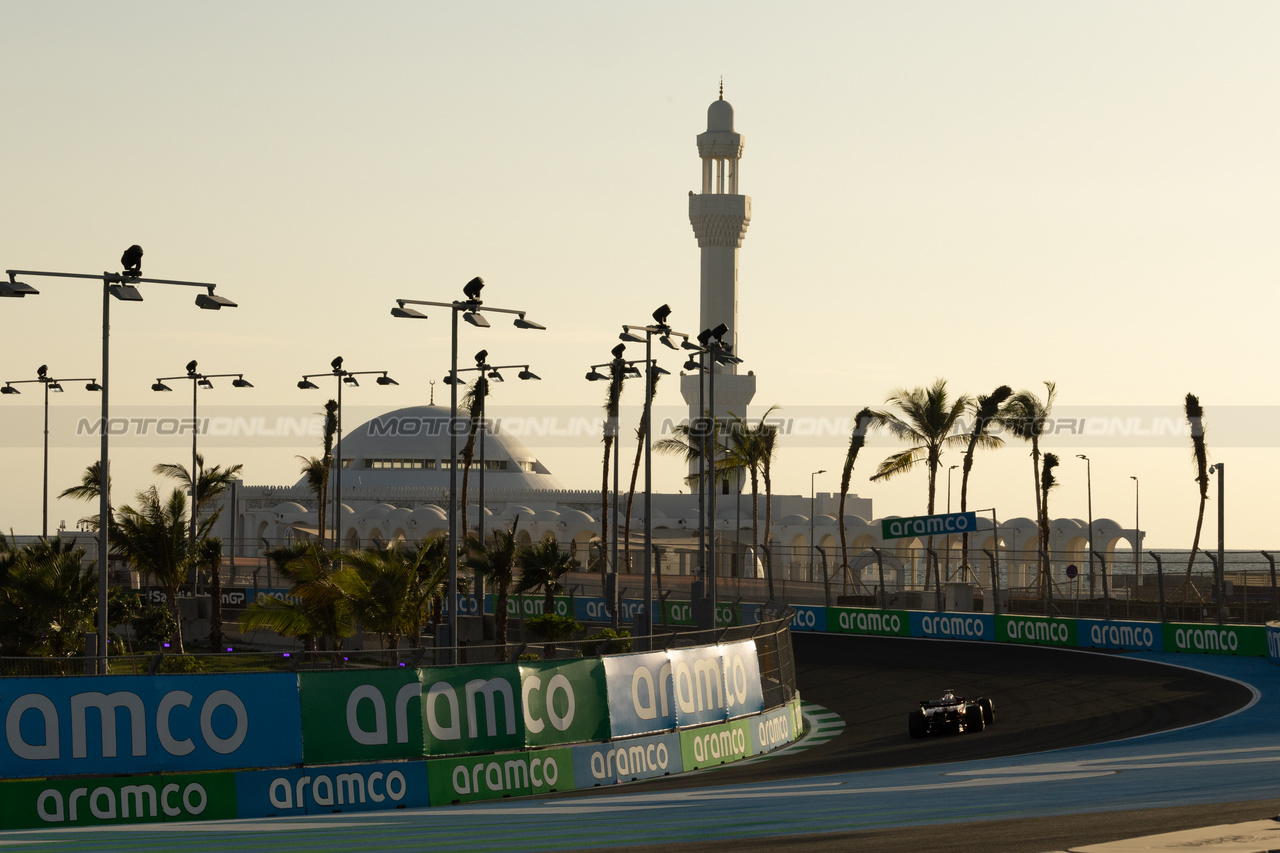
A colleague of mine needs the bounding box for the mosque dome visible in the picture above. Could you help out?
[707,98,734,132]
[292,405,563,491]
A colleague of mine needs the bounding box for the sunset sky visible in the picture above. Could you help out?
[2,1,1277,550]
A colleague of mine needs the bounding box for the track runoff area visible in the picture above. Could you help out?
[0,629,1273,852]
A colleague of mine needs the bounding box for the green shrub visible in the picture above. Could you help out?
[158,655,204,674]
[524,613,583,642]
[582,628,631,656]
[133,607,178,649]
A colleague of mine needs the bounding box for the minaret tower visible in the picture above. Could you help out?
[681,86,756,449]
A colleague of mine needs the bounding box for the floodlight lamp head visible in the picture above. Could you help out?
[513,314,545,330]
[331,356,344,372]
[85,382,102,392]
[488,370,504,382]
[110,283,145,302]
[376,374,398,386]
[194,288,235,309]
[298,379,319,390]
[462,276,485,301]
[652,303,672,326]
[624,365,642,378]
[517,368,541,381]
[697,329,713,345]
[585,369,606,382]
[475,349,488,366]
[48,382,64,393]
[232,377,253,388]
[186,360,198,375]
[391,303,427,319]
[443,374,457,385]
[342,375,359,387]
[151,382,173,392]
[611,343,626,360]
[197,378,214,389]
[36,365,47,379]
[683,358,700,371]
[0,275,39,297]
[659,334,679,350]
[681,339,701,351]
[619,330,644,343]
[710,323,729,341]
[0,385,18,395]
[464,311,490,328]
[652,364,670,376]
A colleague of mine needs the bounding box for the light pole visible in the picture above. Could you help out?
[1130,475,1141,583]
[299,358,397,552]
[3,255,236,671]
[680,323,741,620]
[2,366,101,539]
[1077,454,1094,599]
[390,278,545,662]
[947,464,957,582]
[587,346,646,628]
[151,360,252,549]
[810,469,826,581]
[620,305,687,645]
[450,351,539,604]
[1210,463,1225,623]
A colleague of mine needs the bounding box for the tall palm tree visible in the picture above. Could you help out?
[153,454,243,518]
[335,544,418,653]
[958,386,1012,569]
[622,371,661,572]
[296,399,338,548]
[515,535,574,615]
[240,541,352,651]
[1183,394,1211,584]
[870,380,972,515]
[196,537,225,652]
[463,518,520,653]
[112,487,208,653]
[723,406,780,592]
[459,375,490,542]
[759,416,780,584]
[838,408,874,579]
[599,356,627,576]
[1003,381,1057,579]
[58,460,112,531]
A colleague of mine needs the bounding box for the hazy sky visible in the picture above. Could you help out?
[2,1,1277,550]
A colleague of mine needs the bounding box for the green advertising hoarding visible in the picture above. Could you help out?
[679,719,753,771]
[517,659,611,748]
[996,614,1077,647]
[1163,622,1266,656]
[0,771,236,830]
[299,668,425,765]
[827,607,910,636]
[426,747,575,805]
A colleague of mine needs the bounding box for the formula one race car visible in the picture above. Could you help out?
[908,690,994,738]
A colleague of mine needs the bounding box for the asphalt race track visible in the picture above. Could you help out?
[0,634,1268,852]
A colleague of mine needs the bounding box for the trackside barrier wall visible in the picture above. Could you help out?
[0,632,800,829]
[1267,622,1280,665]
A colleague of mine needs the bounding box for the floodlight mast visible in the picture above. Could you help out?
[618,310,687,650]
[391,281,544,664]
[0,368,99,538]
[3,264,234,673]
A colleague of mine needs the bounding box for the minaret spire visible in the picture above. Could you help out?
[719,77,723,100]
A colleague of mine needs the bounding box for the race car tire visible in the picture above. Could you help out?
[908,709,928,738]
[979,697,995,725]
[965,705,985,732]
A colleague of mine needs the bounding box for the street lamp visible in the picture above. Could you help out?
[151,360,252,549]
[3,255,236,671]
[810,470,826,582]
[2,365,101,538]
[449,352,540,596]
[1076,454,1094,598]
[680,323,740,620]
[390,277,545,662]
[620,305,688,645]
[587,346,653,628]
[1130,476,1141,583]
[299,357,397,552]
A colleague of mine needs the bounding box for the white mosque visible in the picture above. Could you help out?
[211,91,1141,597]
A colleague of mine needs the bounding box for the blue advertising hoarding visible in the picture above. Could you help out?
[570,731,683,786]
[236,761,428,817]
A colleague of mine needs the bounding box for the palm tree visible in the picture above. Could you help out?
[838,408,874,579]
[458,375,490,542]
[1003,382,1057,580]
[515,535,574,615]
[239,541,352,651]
[0,537,99,657]
[112,487,207,653]
[296,399,339,548]
[463,517,520,653]
[58,460,112,531]
[622,371,661,572]
[724,406,780,593]
[958,386,1012,570]
[599,355,628,577]
[1183,394,1211,585]
[196,537,225,652]
[1039,452,1061,599]
[153,454,243,521]
[335,545,417,653]
[870,380,972,515]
